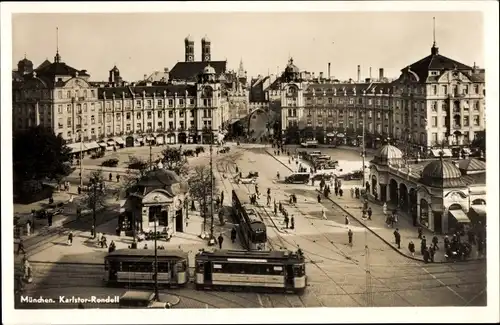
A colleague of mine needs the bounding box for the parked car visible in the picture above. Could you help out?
[343,170,363,180]
[102,158,119,167]
[247,171,259,178]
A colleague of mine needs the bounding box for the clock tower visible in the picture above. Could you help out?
[184,35,195,62]
[201,36,211,62]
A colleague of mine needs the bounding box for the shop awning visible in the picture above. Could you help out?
[67,143,83,154]
[431,149,452,157]
[156,136,164,144]
[449,209,471,223]
[114,137,125,145]
[146,136,154,141]
[336,133,345,138]
[462,148,471,154]
[326,133,335,137]
[84,141,100,150]
[98,141,107,147]
[470,205,486,218]
[107,140,116,146]
[136,137,144,143]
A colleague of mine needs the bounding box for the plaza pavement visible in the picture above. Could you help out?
[265,148,485,263]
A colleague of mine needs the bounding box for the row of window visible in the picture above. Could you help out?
[431,100,482,112]
[430,115,481,127]
[430,84,482,96]
[59,119,213,131]
[289,121,390,133]
[54,102,214,114]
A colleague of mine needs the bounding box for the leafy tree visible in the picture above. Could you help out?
[80,170,110,235]
[160,146,189,176]
[188,165,218,230]
[13,126,72,185]
[471,130,486,153]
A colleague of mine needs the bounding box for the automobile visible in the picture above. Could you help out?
[101,158,119,167]
[239,177,257,184]
[247,171,259,178]
[343,170,364,180]
[311,173,334,182]
[219,147,230,154]
[285,173,310,184]
[118,291,172,309]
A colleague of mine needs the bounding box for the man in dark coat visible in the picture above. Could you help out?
[218,234,224,249]
[348,229,353,245]
[231,228,237,243]
[367,207,373,220]
[393,229,401,249]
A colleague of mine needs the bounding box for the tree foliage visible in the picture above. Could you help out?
[81,170,111,228]
[160,146,189,176]
[471,130,486,153]
[13,126,72,183]
[188,165,218,215]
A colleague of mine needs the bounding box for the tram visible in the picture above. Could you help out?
[194,249,306,293]
[232,189,267,250]
[104,249,189,287]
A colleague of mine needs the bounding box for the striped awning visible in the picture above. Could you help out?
[449,209,470,223]
[114,137,125,145]
[431,149,452,157]
[98,141,107,147]
[67,143,83,154]
[107,140,116,146]
[84,141,100,150]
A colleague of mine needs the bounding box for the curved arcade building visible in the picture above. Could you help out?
[369,144,486,234]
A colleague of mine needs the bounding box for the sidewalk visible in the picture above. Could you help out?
[265,149,485,264]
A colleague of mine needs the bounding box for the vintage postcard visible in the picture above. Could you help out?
[1,1,498,324]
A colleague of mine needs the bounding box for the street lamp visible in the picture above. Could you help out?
[153,195,160,301]
[77,130,83,188]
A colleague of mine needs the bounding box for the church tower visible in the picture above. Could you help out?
[201,36,211,62]
[185,35,195,62]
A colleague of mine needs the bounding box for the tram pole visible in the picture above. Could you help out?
[209,135,215,245]
[362,116,366,188]
[153,213,159,300]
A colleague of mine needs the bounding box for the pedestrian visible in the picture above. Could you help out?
[339,188,343,197]
[429,245,435,262]
[284,215,289,228]
[274,203,277,215]
[348,229,353,246]
[144,243,148,249]
[444,235,450,249]
[17,239,26,255]
[293,194,297,204]
[317,194,321,203]
[218,233,224,249]
[290,216,295,230]
[344,215,350,226]
[276,171,280,180]
[423,247,430,263]
[420,236,427,255]
[47,212,53,227]
[267,195,271,206]
[67,231,73,246]
[382,202,387,216]
[350,187,354,198]
[116,174,120,182]
[26,221,31,237]
[334,187,339,196]
[96,232,101,245]
[231,227,237,243]
[220,191,224,206]
[393,228,401,249]
[109,173,112,182]
[367,207,372,220]
[408,240,415,257]
[417,226,423,239]
[322,208,327,220]
[432,234,439,250]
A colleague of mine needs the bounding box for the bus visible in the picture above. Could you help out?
[194,249,306,293]
[104,249,189,287]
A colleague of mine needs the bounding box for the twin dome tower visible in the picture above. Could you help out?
[184,35,211,63]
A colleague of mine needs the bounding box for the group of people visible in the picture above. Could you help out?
[277,200,295,230]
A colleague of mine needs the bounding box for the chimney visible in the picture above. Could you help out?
[357,65,361,82]
[369,67,372,79]
[319,72,324,80]
[379,68,384,80]
[328,63,331,79]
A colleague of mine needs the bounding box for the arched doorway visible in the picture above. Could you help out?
[371,175,378,199]
[389,179,398,205]
[409,188,417,225]
[125,136,134,147]
[167,133,176,144]
[420,199,430,228]
[399,183,408,211]
[472,199,486,205]
[178,133,187,144]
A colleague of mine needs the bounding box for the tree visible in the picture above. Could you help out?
[13,126,72,186]
[471,130,486,153]
[160,146,189,176]
[80,170,109,235]
[188,165,218,232]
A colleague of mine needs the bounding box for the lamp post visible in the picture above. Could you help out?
[208,134,215,245]
[153,196,160,301]
[77,130,83,188]
[361,113,366,188]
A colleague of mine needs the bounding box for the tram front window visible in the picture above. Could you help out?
[253,231,267,243]
[293,264,305,277]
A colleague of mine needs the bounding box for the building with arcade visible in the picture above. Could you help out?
[368,143,486,234]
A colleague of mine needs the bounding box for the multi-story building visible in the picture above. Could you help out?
[12,37,251,150]
[275,41,485,155]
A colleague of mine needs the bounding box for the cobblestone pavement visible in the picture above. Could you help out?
[14,145,487,308]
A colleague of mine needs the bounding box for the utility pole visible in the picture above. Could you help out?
[79,131,83,188]
[149,142,153,170]
[153,212,159,301]
[364,229,373,307]
[209,135,215,244]
[362,114,366,188]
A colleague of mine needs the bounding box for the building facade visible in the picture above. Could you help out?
[12,37,251,147]
[274,42,485,154]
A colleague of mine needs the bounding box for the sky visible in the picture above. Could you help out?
[12,11,484,82]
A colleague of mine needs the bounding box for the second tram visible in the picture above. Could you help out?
[232,189,267,250]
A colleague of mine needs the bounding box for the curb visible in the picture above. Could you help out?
[265,149,483,265]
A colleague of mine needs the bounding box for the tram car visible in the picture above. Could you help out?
[104,249,189,287]
[232,189,267,250]
[194,249,306,293]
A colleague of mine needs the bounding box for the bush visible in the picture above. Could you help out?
[128,161,148,170]
[14,180,53,204]
[102,158,119,167]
